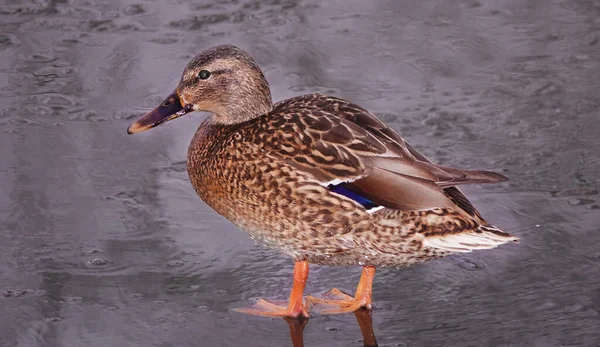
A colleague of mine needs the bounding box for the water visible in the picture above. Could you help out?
[1,0,599,346]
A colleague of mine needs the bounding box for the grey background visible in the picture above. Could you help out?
[0,0,598,346]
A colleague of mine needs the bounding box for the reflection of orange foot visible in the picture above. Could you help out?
[233,298,309,318]
[307,266,375,315]
[284,317,309,347]
[354,309,378,347]
[233,260,310,319]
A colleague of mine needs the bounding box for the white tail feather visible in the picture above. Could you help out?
[423,224,519,253]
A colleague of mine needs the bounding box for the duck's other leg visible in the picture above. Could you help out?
[307,266,376,314]
[234,260,310,318]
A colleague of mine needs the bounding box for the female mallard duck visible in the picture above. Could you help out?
[128,44,518,318]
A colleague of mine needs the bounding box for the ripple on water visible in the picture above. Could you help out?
[0,3,60,16]
[69,110,108,122]
[20,18,81,32]
[8,56,79,98]
[102,189,174,239]
[145,36,180,45]
[166,260,185,268]
[102,191,144,208]
[456,259,482,271]
[170,0,302,33]
[20,52,57,63]
[77,257,133,275]
[288,85,341,95]
[406,57,460,78]
[122,4,148,16]
[551,188,598,197]
[87,19,145,33]
[144,94,170,107]
[150,160,187,174]
[113,109,143,120]
[33,65,77,78]
[168,14,232,31]
[45,317,62,323]
[567,198,595,206]
[1,289,31,298]
[0,33,20,50]
[25,93,87,108]
[87,258,108,266]
[422,110,479,141]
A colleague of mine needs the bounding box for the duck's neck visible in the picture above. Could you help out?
[213,75,273,125]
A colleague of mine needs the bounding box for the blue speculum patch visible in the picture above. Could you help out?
[328,183,380,210]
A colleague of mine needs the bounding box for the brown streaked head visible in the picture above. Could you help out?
[127,44,273,134]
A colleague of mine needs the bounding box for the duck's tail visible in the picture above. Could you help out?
[422,224,519,253]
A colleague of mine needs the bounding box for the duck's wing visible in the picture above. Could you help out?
[266,94,507,212]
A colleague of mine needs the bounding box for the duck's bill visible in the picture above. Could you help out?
[127,91,192,134]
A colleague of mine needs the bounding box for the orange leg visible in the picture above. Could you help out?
[307,266,375,314]
[234,260,309,318]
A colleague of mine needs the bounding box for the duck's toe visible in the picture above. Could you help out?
[233,298,309,318]
[307,288,371,315]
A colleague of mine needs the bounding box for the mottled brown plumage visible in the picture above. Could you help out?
[128,44,518,318]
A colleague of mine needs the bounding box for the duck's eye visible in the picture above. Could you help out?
[198,70,211,80]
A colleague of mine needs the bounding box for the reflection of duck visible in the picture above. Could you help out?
[128,45,519,318]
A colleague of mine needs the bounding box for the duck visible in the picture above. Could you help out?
[127,44,519,318]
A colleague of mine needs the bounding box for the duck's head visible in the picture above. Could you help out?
[127,44,273,134]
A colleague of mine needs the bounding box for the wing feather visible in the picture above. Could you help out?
[266,94,507,214]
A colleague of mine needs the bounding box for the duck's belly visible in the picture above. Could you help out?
[192,171,366,256]
[187,159,442,267]
[188,151,365,250]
